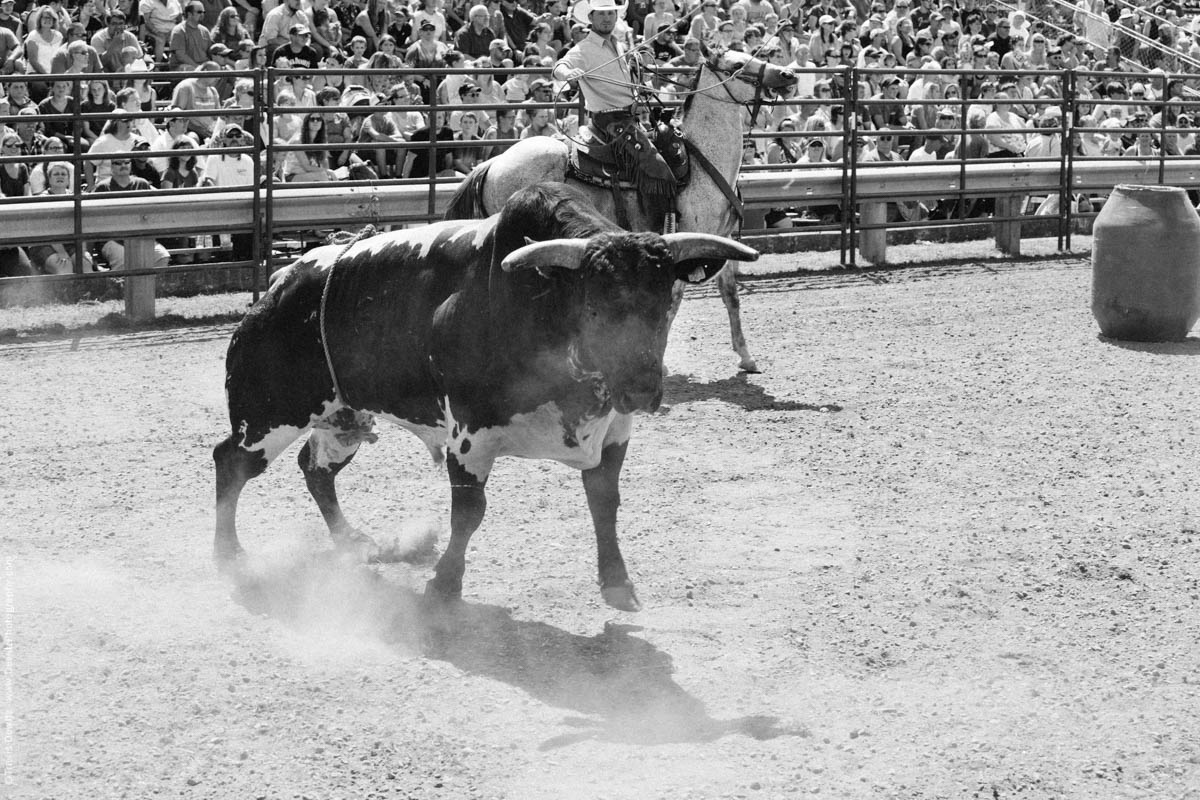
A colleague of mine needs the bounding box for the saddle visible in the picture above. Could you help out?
[567,117,691,227]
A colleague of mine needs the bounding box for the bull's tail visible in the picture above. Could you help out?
[444,161,492,220]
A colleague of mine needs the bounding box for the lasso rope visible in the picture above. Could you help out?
[318,224,378,408]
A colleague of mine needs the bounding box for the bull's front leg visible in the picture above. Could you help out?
[582,438,641,612]
[425,453,488,603]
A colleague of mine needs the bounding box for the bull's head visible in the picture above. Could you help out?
[502,232,758,414]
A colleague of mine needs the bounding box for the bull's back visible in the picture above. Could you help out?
[321,219,493,421]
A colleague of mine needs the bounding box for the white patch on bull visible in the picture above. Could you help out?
[239,397,343,464]
[376,412,449,465]
[453,403,628,478]
[353,219,475,263]
[303,426,363,471]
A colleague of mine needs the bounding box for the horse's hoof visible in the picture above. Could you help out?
[739,359,761,374]
[601,583,642,612]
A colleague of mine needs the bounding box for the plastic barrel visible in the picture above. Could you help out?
[1092,185,1200,342]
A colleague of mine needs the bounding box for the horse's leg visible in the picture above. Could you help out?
[662,279,687,376]
[582,417,640,612]
[716,261,760,373]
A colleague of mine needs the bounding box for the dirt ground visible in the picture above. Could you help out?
[4,254,1200,800]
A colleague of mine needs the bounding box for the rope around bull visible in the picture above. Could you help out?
[318,224,378,409]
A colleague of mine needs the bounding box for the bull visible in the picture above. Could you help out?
[214,183,757,611]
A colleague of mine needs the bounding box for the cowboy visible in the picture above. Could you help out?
[551,0,677,219]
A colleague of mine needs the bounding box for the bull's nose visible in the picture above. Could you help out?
[616,388,663,414]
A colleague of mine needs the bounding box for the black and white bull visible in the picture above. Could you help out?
[213,183,757,611]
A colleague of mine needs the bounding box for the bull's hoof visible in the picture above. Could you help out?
[213,540,246,575]
[335,526,440,565]
[739,357,761,374]
[423,577,463,604]
[601,582,642,612]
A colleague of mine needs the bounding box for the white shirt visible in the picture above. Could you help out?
[553,31,635,113]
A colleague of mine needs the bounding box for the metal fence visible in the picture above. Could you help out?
[2,63,1199,293]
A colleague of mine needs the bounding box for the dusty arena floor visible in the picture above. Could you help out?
[5,253,1200,799]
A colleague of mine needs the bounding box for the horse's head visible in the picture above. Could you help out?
[704,47,798,102]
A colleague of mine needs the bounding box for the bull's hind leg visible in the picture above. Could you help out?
[298,410,385,560]
[582,429,641,612]
[213,425,307,570]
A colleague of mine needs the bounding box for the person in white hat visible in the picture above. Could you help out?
[552,0,678,218]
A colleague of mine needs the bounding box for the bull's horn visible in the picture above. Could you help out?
[663,233,760,263]
[501,238,590,272]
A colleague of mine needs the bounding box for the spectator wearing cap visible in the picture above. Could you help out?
[260,0,313,56]
[809,13,839,67]
[712,18,734,50]
[151,107,200,172]
[1025,105,1061,159]
[867,74,909,132]
[403,21,448,102]
[170,2,214,69]
[412,0,448,43]
[205,42,239,100]
[479,37,514,71]
[129,138,162,187]
[916,12,946,50]
[454,4,496,59]
[92,155,172,270]
[0,0,21,41]
[200,123,256,259]
[90,11,142,73]
[277,22,320,68]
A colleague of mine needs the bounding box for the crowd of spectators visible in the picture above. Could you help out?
[2,0,1200,264]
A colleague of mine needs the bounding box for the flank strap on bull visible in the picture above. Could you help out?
[319,224,379,408]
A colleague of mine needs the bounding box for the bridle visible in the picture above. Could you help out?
[705,53,773,130]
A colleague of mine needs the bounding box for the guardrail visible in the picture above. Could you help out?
[5,157,1199,319]
[4,63,1200,319]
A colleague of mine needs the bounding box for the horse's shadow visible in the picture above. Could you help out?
[228,553,807,749]
[663,373,841,413]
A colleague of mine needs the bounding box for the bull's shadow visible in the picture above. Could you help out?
[662,373,841,413]
[228,553,804,749]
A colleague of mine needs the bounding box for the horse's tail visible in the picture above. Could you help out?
[444,161,492,220]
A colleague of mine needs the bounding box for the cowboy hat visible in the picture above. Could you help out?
[571,0,625,25]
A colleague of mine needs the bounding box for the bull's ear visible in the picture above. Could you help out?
[501,238,590,272]
[663,233,758,282]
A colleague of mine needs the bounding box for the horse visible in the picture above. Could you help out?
[444,48,798,373]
